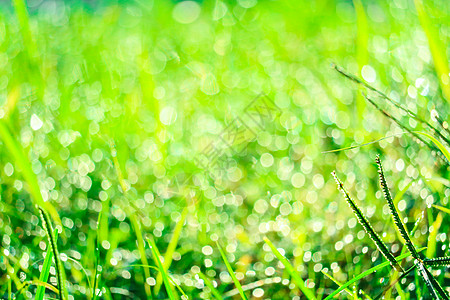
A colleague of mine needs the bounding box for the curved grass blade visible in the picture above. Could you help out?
[38,207,67,300]
[263,237,316,300]
[322,132,408,154]
[0,121,61,226]
[36,230,58,300]
[324,248,425,300]
[362,96,438,159]
[18,280,59,296]
[424,257,450,267]
[147,237,177,300]
[415,131,450,164]
[375,155,419,260]
[332,172,404,272]
[197,271,224,300]
[333,65,450,147]
[216,242,248,300]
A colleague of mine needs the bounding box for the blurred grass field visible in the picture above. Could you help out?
[0,0,449,299]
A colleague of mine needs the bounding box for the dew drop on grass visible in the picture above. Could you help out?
[361,65,376,83]
[30,114,43,131]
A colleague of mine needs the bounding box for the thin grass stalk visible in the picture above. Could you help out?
[38,206,67,300]
[216,242,249,300]
[147,237,177,300]
[375,155,419,259]
[332,172,404,272]
[415,262,441,300]
[423,257,450,267]
[334,65,450,147]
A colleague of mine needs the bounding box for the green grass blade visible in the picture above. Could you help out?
[263,237,316,300]
[0,121,61,227]
[324,248,426,300]
[36,230,58,300]
[154,207,188,294]
[415,261,445,300]
[373,265,416,300]
[38,207,67,300]
[427,212,443,258]
[129,215,153,299]
[414,0,450,102]
[352,0,369,119]
[332,172,404,272]
[111,143,152,299]
[7,274,12,300]
[432,204,450,214]
[216,242,248,300]
[321,270,353,297]
[196,271,224,300]
[147,237,177,300]
[92,211,102,300]
[12,0,37,58]
[375,155,419,259]
[415,131,450,163]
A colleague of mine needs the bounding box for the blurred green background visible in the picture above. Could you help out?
[0,0,449,299]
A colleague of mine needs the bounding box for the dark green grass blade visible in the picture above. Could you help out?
[197,271,224,300]
[415,261,449,300]
[423,257,450,267]
[147,237,177,300]
[324,248,425,300]
[263,237,316,299]
[36,230,58,300]
[373,265,416,300]
[332,172,404,272]
[38,206,67,300]
[216,242,248,300]
[375,155,419,260]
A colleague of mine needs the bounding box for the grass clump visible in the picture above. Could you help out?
[333,156,450,299]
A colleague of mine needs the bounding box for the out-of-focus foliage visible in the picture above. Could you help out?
[0,0,449,299]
